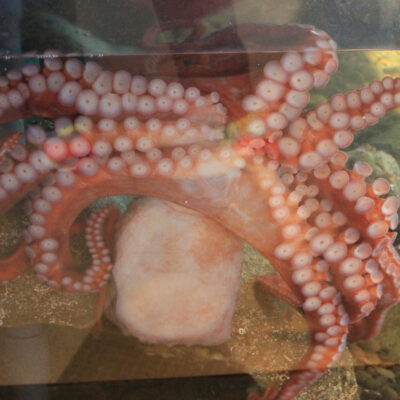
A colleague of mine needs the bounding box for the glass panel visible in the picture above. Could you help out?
[1,1,400,400]
[1,0,400,56]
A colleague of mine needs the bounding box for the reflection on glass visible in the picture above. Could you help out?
[1,2,400,400]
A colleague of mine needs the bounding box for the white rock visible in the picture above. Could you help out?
[110,197,243,346]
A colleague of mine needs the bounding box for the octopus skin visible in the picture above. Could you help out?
[0,23,399,400]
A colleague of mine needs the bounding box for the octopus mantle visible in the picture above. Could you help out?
[0,24,400,400]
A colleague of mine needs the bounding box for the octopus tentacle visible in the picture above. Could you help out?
[22,165,122,292]
[42,115,226,164]
[24,164,119,292]
[0,26,338,130]
[0,128,56,281]
[25,198,119,291]
[21,142,275,292]
[0,116,225,214]
[0,59,227,125]
[349,238,400,341]
[274,300,348,400]
[308,164,385,321]
[276,76,400,171]
[239,31,337,140]
[246,77,400,348]
[249,164,349,400]
[291,161,397,325]
[244,146,399,398]
[313,159,400,326]
[0,150,46,279]
[0,125,54,213]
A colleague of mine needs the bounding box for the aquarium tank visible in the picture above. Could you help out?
[1,1,400,399]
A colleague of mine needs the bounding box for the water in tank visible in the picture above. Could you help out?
[1,1,400,399]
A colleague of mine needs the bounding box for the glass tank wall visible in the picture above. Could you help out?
[1,1,400,400]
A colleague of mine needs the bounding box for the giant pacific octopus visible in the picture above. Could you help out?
[0,23,400,400]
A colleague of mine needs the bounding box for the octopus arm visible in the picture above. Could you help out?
[0,60,227,126]
[26,190,120,292]
[19,142,282,292]
[275,76,400,172]
[237,35,338,140]
[248,148,400,399]
[251,169,348,399]
[349,243,400,341]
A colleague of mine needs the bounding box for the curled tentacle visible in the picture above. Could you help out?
[27,201,119,292]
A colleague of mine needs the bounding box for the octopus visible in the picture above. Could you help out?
[0,23,399,400]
